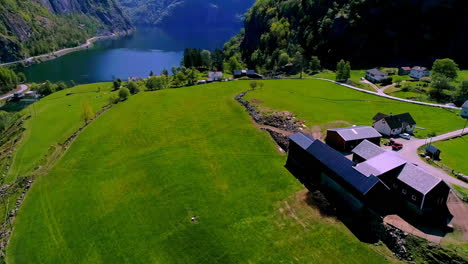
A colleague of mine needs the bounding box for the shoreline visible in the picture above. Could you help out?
[0,31,132,68]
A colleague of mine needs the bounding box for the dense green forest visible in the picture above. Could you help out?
[225,0,468,71]
[0,0,131,63]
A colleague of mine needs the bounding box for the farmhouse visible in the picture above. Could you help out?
[233,69,247,78]
[365,68,388,83]
[352,140,451,221]
[461,100,468,118]
[410,66,430,79]
[286,133,452,225]
[326,126,381,152]
[208,72,223,81]
[372,112,416,136]
[398,67,411,75]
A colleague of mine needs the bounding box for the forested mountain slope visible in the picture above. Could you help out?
[230,0,468,70]
[118,0,255,30]
[0,0,132,63]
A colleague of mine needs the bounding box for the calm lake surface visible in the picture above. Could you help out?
[21,27,236,84]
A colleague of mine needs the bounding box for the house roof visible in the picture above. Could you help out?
[425,145,440,154]
[372,112,388,122]
[289,132,316,149]
[354,152,406,177]
[366,68,387,76]
[351,140,445,195]
[397,163,443,195]
[412,66,427,71]
[352,140,386,160]
[462,100,468,108]
[305,139,381,195]
[327,126,382,141]
[375,113,416,129]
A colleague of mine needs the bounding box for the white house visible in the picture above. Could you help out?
[365,69,388,83]
[409,66,430,79]
[372,112,416,136]
[462,100,468,118]
[208,72,223,81]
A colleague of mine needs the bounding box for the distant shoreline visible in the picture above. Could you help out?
[0,31,132,68]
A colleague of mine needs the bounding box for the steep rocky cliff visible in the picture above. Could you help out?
[118,0,254,30]
[0,0,132,63]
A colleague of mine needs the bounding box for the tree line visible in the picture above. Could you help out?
[0,67,26,94]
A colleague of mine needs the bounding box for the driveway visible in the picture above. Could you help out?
[393,129,468,188]
[0,84,28,101]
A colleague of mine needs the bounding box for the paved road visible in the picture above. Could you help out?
[392,129,468,188]
[377,83,395,95]
[0,84,28,101]
[313,78,461,110]
[0,34,116,67]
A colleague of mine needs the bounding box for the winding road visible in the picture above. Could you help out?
[0,84,28,101]
[0,34,117,67]
[395,129,468,188]
[313,77,461,110]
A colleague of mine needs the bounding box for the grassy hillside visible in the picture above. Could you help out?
[243,79,465,138]
[6,82,395,263]
[6,83,115,183]
[433,136,468,175]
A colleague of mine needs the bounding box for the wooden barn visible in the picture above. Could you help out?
[326,126,382,152]
[287,134,453,226]
[286,133,389,210]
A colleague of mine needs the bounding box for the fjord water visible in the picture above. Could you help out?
[20,27,233,84]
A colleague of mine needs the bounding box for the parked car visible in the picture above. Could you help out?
[392,142,403,151]
[399,133,411,140]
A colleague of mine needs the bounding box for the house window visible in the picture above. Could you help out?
[412,195,417,201]
[402,189,407,195]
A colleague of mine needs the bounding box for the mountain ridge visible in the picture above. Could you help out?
[0,0,132,63]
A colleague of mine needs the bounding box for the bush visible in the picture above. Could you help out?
[126,81,139,94]
[119,87,130,101]
[250,80,258,90]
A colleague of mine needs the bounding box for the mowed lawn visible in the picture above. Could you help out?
[7,82,394,263]
[433,136,468,175]
[244,79,465,138]
[7,83,114,183]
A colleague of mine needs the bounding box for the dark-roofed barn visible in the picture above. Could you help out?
[326,126,382,152]
[286,133,389,211]
[286,134,453,227]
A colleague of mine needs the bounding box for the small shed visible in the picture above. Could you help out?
[425,145,441,160]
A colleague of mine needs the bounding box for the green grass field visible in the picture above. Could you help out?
[433,136,468,175]
[313,70,376,91]
[6,82,396,263]
[244,79,465,138]
[6,83,114,183]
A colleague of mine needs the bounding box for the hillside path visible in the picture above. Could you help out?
[392,128,468,188]
[0,84,28,101]
[312,78,461,110]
